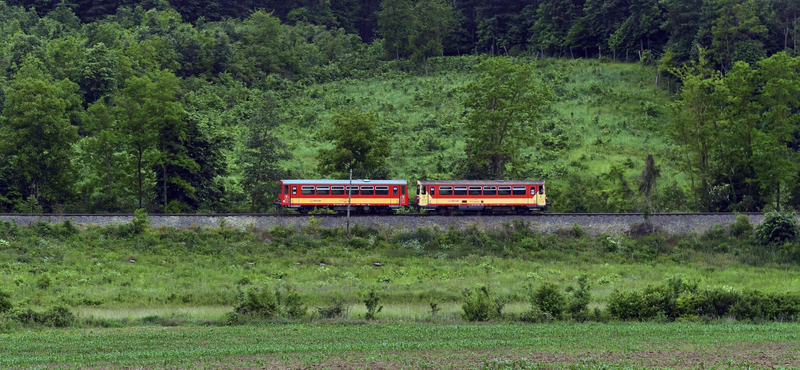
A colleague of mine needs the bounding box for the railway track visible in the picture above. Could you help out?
[0,212,769,218]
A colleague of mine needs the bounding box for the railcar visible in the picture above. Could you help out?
[416,180,547,214]
[278,179,408,214]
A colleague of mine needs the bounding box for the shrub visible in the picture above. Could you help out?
[41,305,75,327]
[607,289,647,320]
[0,291,11,314]
[234,287,279,319]
[565,276,591,321]
[628,221,659,237]
[756,212,797,245]
[462,286,504,322]
[132,209,149,235]
[530,283,566,319]
[36,274,52,290]
[363,288,383,320]
[317,299,345,319]
[7,305,75,327]
[729,214,754,238]
[279,287,307,319]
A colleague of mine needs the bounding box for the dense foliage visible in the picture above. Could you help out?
[0,1,798,213]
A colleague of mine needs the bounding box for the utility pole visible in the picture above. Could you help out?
[347,168,352,235]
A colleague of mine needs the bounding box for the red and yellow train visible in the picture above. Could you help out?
[278,178,547,214]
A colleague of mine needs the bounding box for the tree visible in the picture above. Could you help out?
[237,93,290,213]
[147,69,195,213]
[638,154,660,211]
[116,70,188,211]
[458,57,552,180]
[0,57,79,210]
[377,0,413,59]
[317,109,390,179]
[711,0,769,72]
[77,99,129,211]
[754,52,800,210]
[410,0,454,74]
[667,49,728,210]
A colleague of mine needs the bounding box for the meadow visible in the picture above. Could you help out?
[1,217,799,324]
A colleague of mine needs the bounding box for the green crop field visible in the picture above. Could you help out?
[2,323,799,368]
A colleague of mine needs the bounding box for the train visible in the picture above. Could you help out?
[278,179,548,214]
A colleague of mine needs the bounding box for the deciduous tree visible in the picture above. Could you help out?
[458,57,552,180]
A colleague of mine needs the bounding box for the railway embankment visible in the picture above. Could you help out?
[0,213,779,235]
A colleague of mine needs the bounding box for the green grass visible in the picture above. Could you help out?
[2,221,799,323]
[1,322,798,368]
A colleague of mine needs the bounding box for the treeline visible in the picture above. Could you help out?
[669,50,800,211]
[0,3,378,213]
[7,0,800,65]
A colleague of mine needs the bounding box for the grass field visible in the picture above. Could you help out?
[2,220,800,324]
[2,323,798,368]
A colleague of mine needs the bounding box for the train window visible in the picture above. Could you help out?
[531,187,536,195]
[376,186,389,195]
[430,187,435,195]
[292,186,297,195]
[469,187,482,195]
[417,185,420,195]
[317,186,330,195]
[499,187,511,195]
[393,187,398,196]
[440,186,453,195]
[483,186,496,195]
[513,186,526,195]
[301,186,314,195]
[346,186,359,195]
[401,185,406,195]
[541,186,545,195]
[362,186,374,195]
[284,185,288,194]
[331,186,345,195]
[454,187,467,195]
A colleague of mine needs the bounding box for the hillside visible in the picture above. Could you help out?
[275,57,676,212]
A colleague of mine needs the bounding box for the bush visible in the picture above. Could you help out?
[363,288,383,320]
[0,291,11,314]
[462,286,504,322]
[6,305,75,327]
[530,282,566,319]
[756,212,797,245]
[729,214,754,238]
[234,287,279,319]
[132,209,149,235]
[565,276,591,321]
[607,289,647,320]
[280,287,307,319]
[41,305,75,327]
[317,299,345,319]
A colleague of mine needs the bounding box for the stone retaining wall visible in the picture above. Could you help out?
[0,214,776,235]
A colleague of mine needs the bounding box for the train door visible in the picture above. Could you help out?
[392,186,399,206]
[290,186,297,206]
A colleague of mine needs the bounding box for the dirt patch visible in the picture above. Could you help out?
[170,342,800,369]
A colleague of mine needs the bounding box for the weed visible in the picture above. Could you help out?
[363,288,383,320]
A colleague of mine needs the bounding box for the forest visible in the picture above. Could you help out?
[0,0,798,213]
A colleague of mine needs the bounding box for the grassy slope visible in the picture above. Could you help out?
[2,323,798,368]
[2,224,799,321]
[279,57,677,204]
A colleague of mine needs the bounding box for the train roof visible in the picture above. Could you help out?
[281,179,407,185]
[418,180,545,186]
